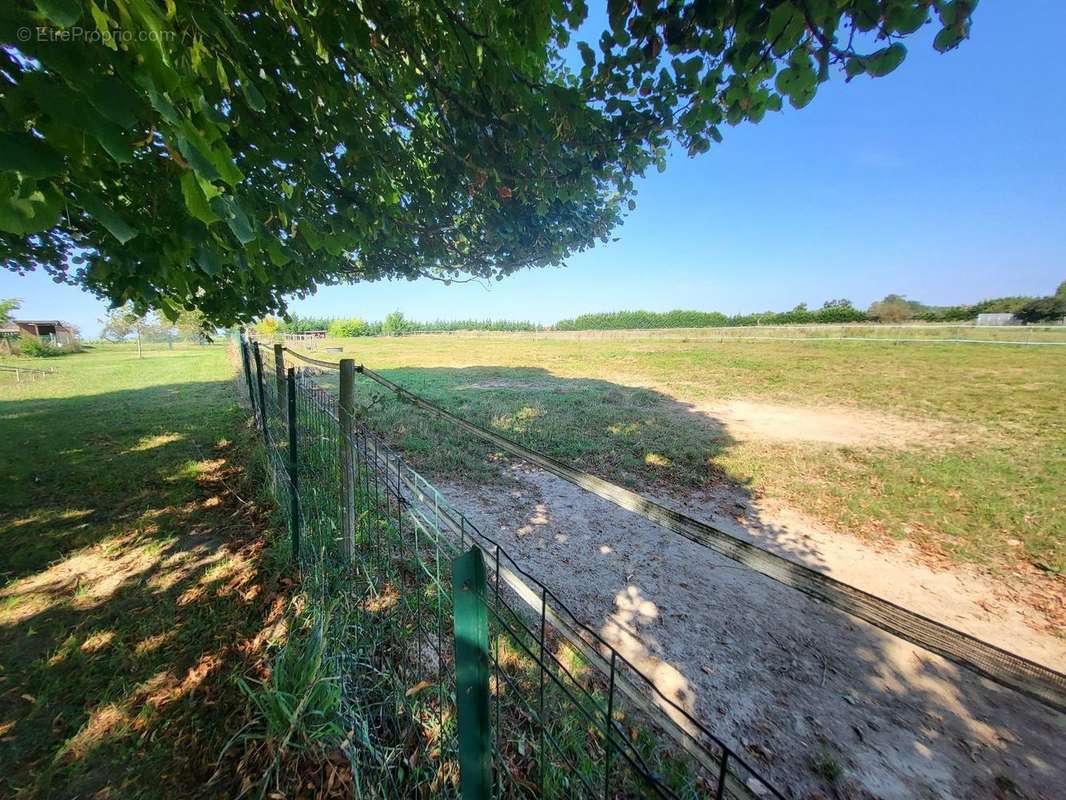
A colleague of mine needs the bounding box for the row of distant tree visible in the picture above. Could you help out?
[557,283,1066,330]
[254,311,538,337]
[867,282,1066,324]
[249,283,1066,338]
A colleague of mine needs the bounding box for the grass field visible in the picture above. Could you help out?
[293,332,1065,578]
[0,344,284,798]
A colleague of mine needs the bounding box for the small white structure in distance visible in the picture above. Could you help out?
[976,313,1019,326]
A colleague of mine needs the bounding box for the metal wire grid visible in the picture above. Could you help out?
[239,340,784,799]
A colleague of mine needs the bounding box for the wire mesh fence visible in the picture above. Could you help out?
[236,337,784,799]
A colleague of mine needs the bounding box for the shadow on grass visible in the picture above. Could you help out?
[312,364,1065,799]
[0,380,284,799]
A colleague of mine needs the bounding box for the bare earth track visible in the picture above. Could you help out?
[440,463,1066,800]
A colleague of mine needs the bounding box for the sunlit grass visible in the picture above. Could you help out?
[0,343,283,798]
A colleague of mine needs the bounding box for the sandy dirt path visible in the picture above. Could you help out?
[439,464,1066,800]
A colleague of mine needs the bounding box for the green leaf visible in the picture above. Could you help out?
[866,43,907,78]
[174,133,221,182]
[243,81,267,113]
[266,236,292,266]
[180,172,220,224]
[0,133,65,178]
[214,195,256,244]
[75,190,138,243]
[35,0,81,27]
[0,177,63,235]
[607,0,629,35]
[85,78,143,129]
[89,1,117,49]
[578,42,595,69]
[933,26,965,53]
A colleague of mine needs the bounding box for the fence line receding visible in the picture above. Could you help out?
[237,337,784,800]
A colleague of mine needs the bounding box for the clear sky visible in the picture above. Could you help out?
[2,2,1063,335]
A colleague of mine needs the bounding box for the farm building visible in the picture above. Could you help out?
[3,319,79,345]
[976,312,1020,326]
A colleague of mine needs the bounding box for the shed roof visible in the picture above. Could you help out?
[12,319,76,329]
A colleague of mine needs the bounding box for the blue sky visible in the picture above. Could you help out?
[2,2,1063,335]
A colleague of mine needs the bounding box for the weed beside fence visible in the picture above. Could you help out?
[235,338,783,799]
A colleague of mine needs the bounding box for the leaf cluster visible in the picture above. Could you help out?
[1,1,976,323]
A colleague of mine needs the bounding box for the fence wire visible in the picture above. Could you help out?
[236,338,784,799]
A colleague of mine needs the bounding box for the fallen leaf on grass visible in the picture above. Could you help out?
[405,680,434,698]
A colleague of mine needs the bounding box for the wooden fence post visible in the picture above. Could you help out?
[453,546,492,800]
[338,358,356,561]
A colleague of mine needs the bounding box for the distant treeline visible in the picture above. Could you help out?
[256,311,538,337]
[254,282,1066,336]
[555,304,865,331]
[556,284,1066,330]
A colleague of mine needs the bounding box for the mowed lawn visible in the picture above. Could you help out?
[298,333,1065,577]
[0,344,281,798]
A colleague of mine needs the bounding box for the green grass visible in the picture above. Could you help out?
[0,343,284,799]
[293,333,1065,576]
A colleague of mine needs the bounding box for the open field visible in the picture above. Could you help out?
[0,344,284,798]
[295,332,1066,583]
[2,341,1062,798]
[283,333,1066,798]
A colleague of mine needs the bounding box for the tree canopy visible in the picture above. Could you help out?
[1,1,976,325]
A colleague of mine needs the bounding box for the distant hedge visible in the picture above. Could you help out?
[405,318,538,332]
[260,313,538,336]
[555,306,868,331]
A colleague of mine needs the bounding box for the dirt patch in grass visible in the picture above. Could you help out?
[690,398,958,448]
[439,462,1066,800]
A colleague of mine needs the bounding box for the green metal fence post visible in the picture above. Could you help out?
[273,343,287,424]
[338,358,356,561]
[286,367,301,563]
[453,546,492,800]
[252,343,269,441]
[240,338,256,414]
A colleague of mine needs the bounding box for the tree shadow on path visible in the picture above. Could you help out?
[339,365,1065,800]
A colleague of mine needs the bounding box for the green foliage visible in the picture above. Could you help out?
[0,1,975,325]
[381,311,409,337]
[811,754,844,783]
[261,313,536,337]
[253,317,280,337]
[1016,296,1066,324]
[402,318,538,333]
[867,293,916,323]
[238,608,343,752]
[100,302,170,342]
[275,315,332,334]
[556,304,868,330]
[326,317,367,338]
[16,331,62,357]
[0,297,19,324]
